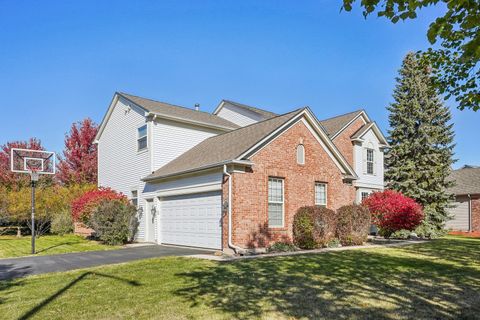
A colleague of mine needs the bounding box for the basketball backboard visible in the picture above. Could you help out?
[10,148,56,175]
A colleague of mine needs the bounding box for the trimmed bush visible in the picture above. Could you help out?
[363,190,424,238]
[71,187,127,223]
[88,199,138,245]
[336,204,371,245]
[293,206,337,249]
[267,242,297,253]
[51,210,74,235]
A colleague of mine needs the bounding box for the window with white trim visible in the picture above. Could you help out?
[366,148,374,175]
[315,183,327,206]
[296,144,305,165]
[131,190,138,207]
[361,192,370,201]
[137,125,148,151]
[268,178,284,227]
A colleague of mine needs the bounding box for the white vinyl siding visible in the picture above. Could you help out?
[216,103,265,127]
[97,96,151,241]
[353,129,384,190]
[268,178,284,227]
[446,198,470,231]
[315,183,327,206]
[151,118,220,171]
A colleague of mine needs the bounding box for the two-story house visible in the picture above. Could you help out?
[94,92,388,252]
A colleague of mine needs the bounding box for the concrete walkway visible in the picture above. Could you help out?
[0,245,212,280]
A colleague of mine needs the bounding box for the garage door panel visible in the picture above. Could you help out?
[160,192,222,249]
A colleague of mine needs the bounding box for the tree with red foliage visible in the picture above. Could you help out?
[363,190,424,237]
[0,138,52,190]
[71,187,127,223]
[57,118,98,185]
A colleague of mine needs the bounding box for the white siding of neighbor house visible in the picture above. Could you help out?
[446,197,470,231]
[353,129,385,197]
[97,96,151,240]
[217,103,265,127]
[151,119,221,171]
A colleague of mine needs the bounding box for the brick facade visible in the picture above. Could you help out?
[332,117,365,167]
[222,120,356,249]
[472,196,480,232]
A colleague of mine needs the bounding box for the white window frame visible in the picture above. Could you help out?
[315,182,327,206]
[137,124,148,152]
[296,144,305,165]
[268,177,284,228]
[361,191,370,201]
[366,148,374,175]
[131,189,139,208]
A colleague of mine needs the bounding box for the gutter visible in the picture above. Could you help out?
[145,111,236,132]
[223,164,243,253]
[142,160,253,182]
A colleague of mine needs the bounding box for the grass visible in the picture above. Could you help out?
[0,236,479,319]
[0,234,118,258]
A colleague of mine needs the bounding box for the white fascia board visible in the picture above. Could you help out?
[331,111,369,140]
[94,92,149,144]
[146,111,233,132]
[351,122,389,146]
[212,100,226,115]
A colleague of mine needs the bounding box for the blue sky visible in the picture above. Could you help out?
[0,1,478,168]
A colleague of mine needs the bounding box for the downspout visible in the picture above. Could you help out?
[468,194,472,232]
[223,164,243,253]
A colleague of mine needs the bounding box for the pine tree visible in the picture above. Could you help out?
[385,52,455,238]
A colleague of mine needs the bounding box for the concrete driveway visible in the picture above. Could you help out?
[0,245,213,280]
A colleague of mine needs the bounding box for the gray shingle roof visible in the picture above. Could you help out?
[118,92,240,130]
[222,100,278,119]
[144,109,304,180]
[319,110,365,137]
[448,167,480,195]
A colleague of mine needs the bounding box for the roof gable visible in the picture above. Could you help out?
[351,122,389,146]
[213,100,278,119]
[319,110,369,138]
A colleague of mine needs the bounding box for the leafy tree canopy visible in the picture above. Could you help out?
[342,0,479,111]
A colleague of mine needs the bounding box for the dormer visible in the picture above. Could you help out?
[213,100,277,127]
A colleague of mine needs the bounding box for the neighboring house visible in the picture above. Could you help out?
[94,92,388,252]
[446,165,480,232]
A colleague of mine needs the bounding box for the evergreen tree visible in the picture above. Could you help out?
[385,52,455,238]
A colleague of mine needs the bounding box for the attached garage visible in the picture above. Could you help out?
[159,191,222,250]
[446,198,470,231]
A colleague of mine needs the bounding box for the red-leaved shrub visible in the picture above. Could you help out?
[363,190,424,237]
[71,187,127,223]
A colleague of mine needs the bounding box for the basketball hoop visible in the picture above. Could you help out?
[10,148,56,254]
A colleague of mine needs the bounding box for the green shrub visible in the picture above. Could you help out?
[327,238,341,248]
[293,206,337,249]
[336,204,371,246]
[267,241,297,253]
[88,199,138,245]
[50,210,74,235]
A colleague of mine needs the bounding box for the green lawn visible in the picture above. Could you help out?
[1,236,479,319]
[0,235,118,258]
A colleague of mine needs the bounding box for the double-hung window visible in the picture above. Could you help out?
[366,148,374,175]
[315,183,327,206]
[268,178,284,227]
[137,125,148,151]
[131,190,138,208]
[361,191,370,201]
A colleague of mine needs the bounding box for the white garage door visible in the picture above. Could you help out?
[446,199,470,231]
[160,191,222,249]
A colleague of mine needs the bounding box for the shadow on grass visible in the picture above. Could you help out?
[35,242,76,254]
[17,272,141,320]
[175,239,480,319]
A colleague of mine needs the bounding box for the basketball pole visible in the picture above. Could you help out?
[30,172,38,255]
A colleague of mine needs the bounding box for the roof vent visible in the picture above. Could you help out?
[195,103,200,111]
